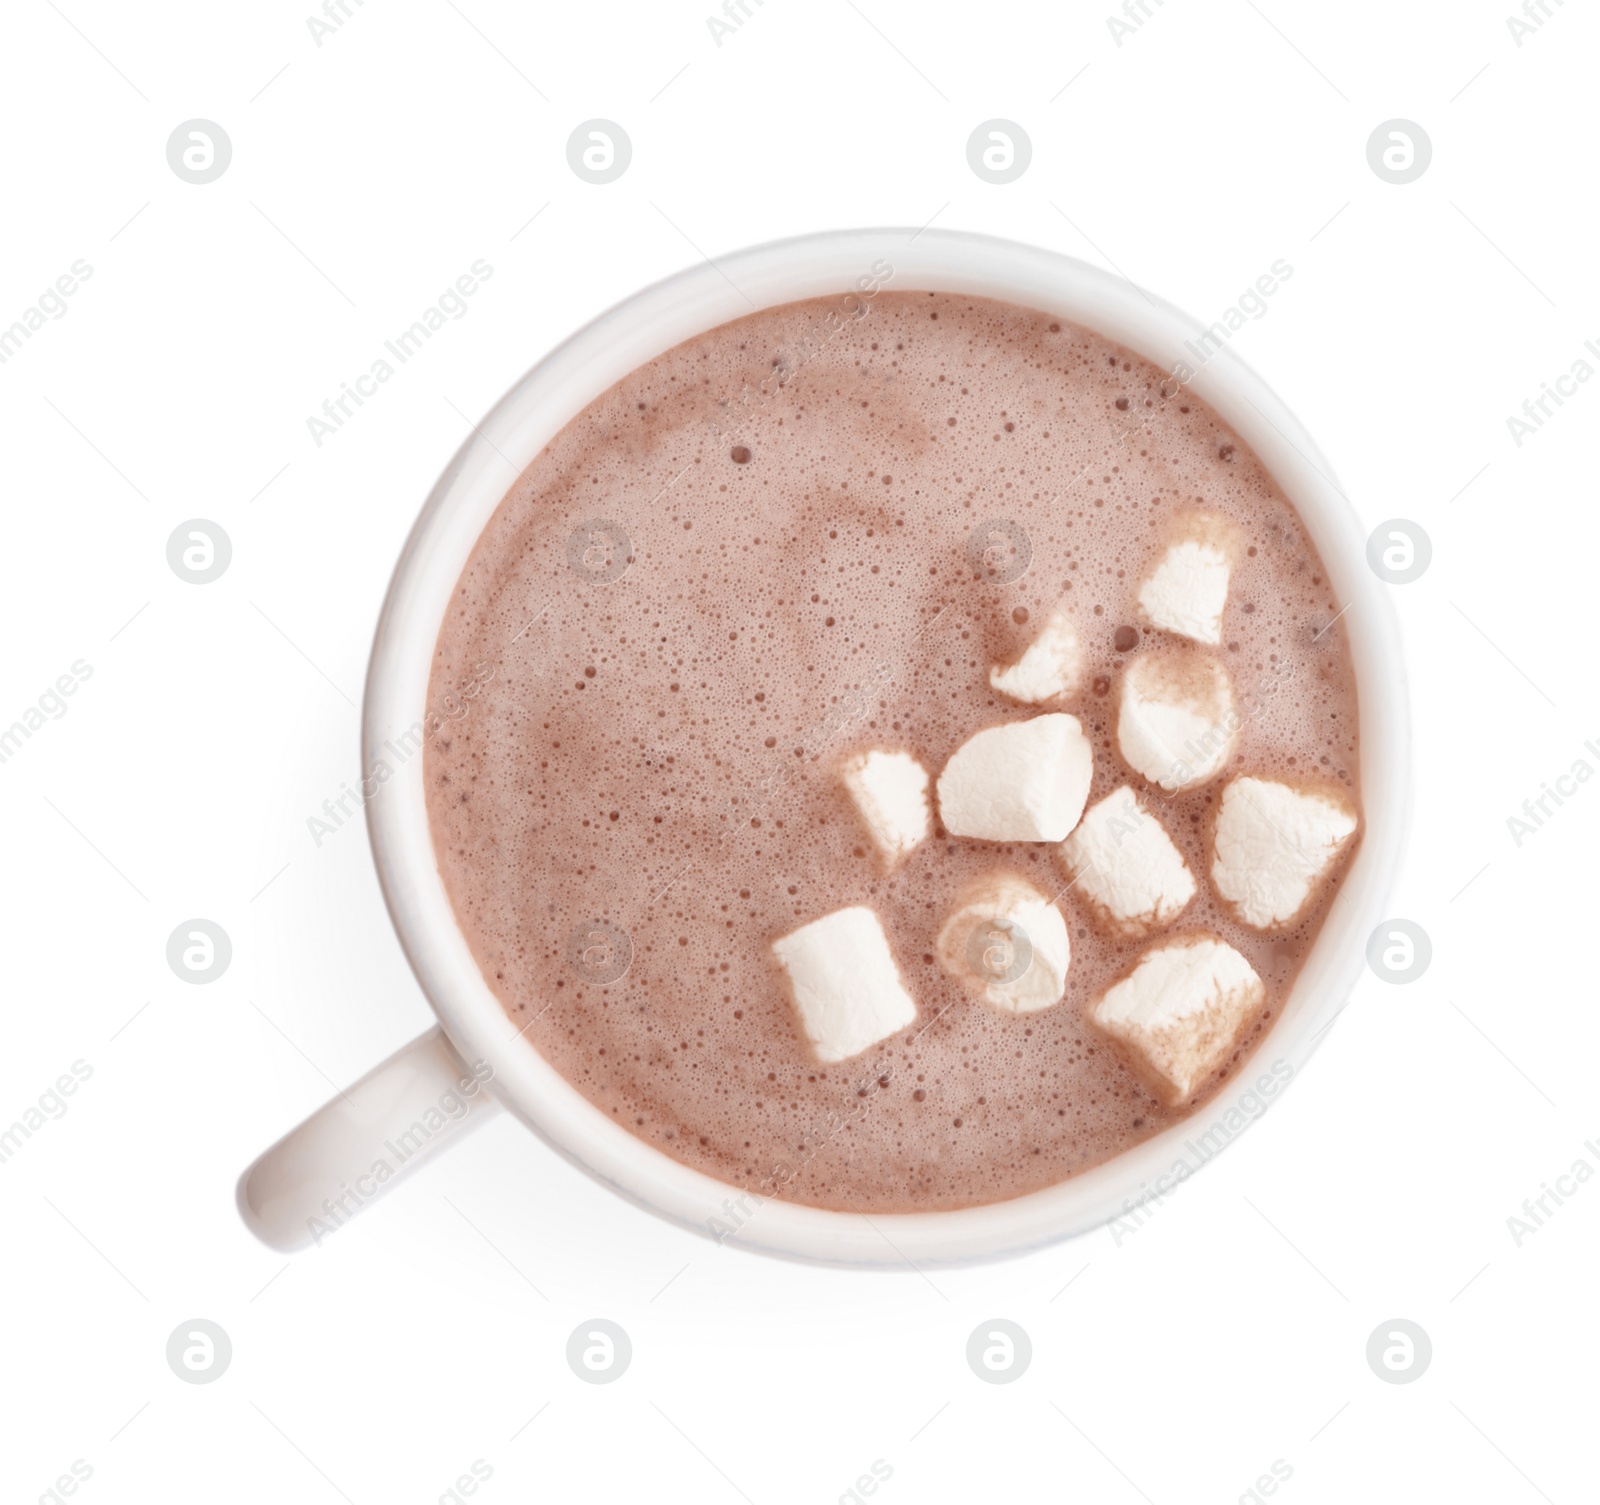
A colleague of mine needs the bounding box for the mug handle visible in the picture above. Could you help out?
[237,1025,501,1251]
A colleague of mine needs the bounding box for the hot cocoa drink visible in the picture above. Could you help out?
[424,290,1361,1213]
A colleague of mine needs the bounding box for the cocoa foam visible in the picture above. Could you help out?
[424,292,1361,1213]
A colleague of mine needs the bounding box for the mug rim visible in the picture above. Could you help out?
[362,226,1411,1267]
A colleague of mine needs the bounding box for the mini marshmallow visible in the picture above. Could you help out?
[937,713,1094,842]
[772,906,918,1064]
[936,874,1070,1013]
[1089,934,1266,1105]
[990,605,1082,704]
[1211,776,1359,931]
[1059,785,1196,937]
[1137,514,1237,646]
[840,749,930,866]
[1117,652,1238,792]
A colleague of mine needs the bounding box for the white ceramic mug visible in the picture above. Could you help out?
[237,228,1410,1265]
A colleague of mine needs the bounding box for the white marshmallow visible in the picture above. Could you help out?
[1089,935,1266,1105]
[840,749,930,866]
[990,605,1082,704]
[1117,653,1238,792]
[1059,785,1196,937]
[1137,514,1236,645]
[772,906,918,1064]
[937,713,1094,843]
[1211,776,1359,931]
[936,874,1070,1013]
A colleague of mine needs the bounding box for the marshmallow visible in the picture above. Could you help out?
[1089,935,1266,1105]
[1137,514,1236,646]
[1117,653,1238,792]
[936,874,1070,1013]
[938,713,1094,842]
[1211,776,1359,931]
[1059,785,1196,937]
[840,749,930,866]
[990,605,1082,704]
[772,906,918,1064]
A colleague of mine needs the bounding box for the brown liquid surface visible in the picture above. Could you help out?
[425,291,1361,1213]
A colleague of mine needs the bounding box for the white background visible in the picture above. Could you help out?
[1,1,1595,1501]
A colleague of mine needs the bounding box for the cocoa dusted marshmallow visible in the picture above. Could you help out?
[935,874,1070,1013]
[1089,934,1265,1105]
[1137,513,1238,646]
[1117,652,1238,792]
[1059,785,1196,937]
[839,749,930,866]
[772,906,918,1064]
[937,713,1094,842]
[989,605,1082,704]
[1211,776,1359,930]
